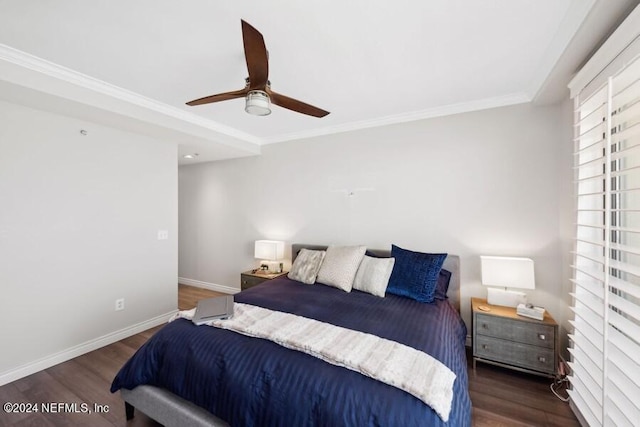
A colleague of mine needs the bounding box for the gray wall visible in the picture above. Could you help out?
[0,100,178,384]
[178,102,573,337]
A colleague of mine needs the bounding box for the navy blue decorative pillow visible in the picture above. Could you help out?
[386,245,447,303]
[434,269,452,300]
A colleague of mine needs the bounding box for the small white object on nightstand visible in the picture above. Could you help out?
[516,303,545,321]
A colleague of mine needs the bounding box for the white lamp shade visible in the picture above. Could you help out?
[480,256,535,290]
[254,240,284,261]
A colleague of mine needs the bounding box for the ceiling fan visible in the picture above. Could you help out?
[186,20,330,118]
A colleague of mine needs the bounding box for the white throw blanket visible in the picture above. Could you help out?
[171,303,456,421]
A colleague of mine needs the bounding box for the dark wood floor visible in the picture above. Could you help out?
[468,356,577,426]
[0,285,578,427]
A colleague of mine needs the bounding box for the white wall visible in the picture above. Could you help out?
[0,100,178,384]
[178,102,572,335]
[557,97,576,356]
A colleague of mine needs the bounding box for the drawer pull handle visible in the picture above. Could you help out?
[538,356,546,363]
[482,324,488,329]
[538,334,546,340]
[482,345,488,350]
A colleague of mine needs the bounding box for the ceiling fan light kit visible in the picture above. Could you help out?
[245,90,271,116]
[186,20,329,118]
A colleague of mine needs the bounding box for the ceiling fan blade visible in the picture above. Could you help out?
[267,89,330,118]
[241,20,269,89]
[186,88,248,106]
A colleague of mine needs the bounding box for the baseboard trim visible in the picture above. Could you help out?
[178,277,240,295]
[0,310,176,387]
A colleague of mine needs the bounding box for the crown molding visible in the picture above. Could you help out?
[0,44,262,148]
[260,92,530,145]
[0,44,532,151]
[568,3,640,98]
[526,0,597,101]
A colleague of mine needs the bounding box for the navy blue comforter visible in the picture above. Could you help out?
[111,277,471,426]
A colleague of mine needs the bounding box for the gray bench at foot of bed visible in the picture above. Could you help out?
[121,385,229,427]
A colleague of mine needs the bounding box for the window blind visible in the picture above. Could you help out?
[569,54,640,426]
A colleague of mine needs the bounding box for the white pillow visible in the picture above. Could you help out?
[287,249,326,284]
[352,255,396,297]
[316,245,367,292]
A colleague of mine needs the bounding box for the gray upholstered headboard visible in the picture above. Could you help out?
[291,244,461,313]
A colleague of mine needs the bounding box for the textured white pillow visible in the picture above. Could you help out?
[352,256,396,297]
[316,245,367,292]
[288,249,326,284]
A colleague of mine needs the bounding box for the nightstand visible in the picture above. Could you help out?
[472,297,558,377]
[241,270,288,290]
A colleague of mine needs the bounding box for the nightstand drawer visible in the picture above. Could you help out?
[241,275,265,290]
[475,335,555,374]
[240,271,288,291]
[475,313,554,349]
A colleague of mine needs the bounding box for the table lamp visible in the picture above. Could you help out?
[480,256,535,307]
[254,240,285,273]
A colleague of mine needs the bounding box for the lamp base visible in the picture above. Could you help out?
[487,288,527,308]
[265,261,283,274]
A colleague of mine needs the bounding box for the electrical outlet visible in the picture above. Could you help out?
[157,230,168,240]
[115,298,125,311]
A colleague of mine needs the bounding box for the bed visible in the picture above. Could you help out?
[111,244,471,426]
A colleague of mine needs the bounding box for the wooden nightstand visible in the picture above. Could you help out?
[471,297,558,377]
[241,270,288,290]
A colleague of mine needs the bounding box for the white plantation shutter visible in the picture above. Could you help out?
[570,82,608,426]
[569,54,640,426]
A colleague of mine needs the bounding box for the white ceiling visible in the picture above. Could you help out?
[0,0,637,163]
